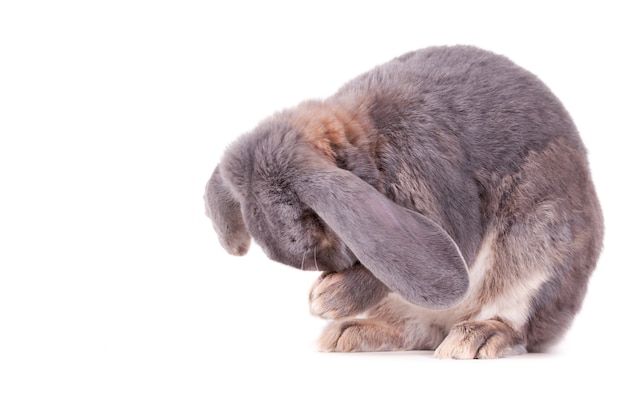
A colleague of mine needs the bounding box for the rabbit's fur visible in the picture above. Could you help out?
[205,46,603,358]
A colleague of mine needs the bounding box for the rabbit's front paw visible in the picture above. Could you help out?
[434,320,526,359]
[309,272,362,319]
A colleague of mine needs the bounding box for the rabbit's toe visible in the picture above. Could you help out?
[434,320,526,359]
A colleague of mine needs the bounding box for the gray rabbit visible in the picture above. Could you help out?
[204,45,603,358]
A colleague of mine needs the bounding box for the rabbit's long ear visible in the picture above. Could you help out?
[295,165,469,309]
[204,166,251,256]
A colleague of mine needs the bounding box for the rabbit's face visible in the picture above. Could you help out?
[209,126,358,273]
[237,183,357,272]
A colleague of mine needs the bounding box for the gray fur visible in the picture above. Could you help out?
[205,45,603,356]
[205,166,250,256]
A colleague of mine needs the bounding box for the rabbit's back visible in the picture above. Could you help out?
[333,45,598,263]
[339,46,582,171]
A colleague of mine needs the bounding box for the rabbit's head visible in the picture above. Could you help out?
[205,108,469,309]
[206,123,357,273]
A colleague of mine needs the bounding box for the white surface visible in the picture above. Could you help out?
[1,1,624,416]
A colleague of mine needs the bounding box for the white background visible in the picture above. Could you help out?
[1,1,624,416]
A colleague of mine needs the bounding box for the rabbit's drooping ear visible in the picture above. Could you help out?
[204,166,251,256]
[295,165,469,309]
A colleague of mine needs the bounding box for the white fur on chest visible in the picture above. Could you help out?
[446,232,549,330]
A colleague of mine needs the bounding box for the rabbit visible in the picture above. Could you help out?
[204,45,603,359]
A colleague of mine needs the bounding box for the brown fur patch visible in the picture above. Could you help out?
[291,100,372,161]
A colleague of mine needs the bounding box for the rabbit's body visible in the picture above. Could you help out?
[206,46,603,358]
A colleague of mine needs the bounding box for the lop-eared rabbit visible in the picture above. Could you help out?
[205,46,603,359]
